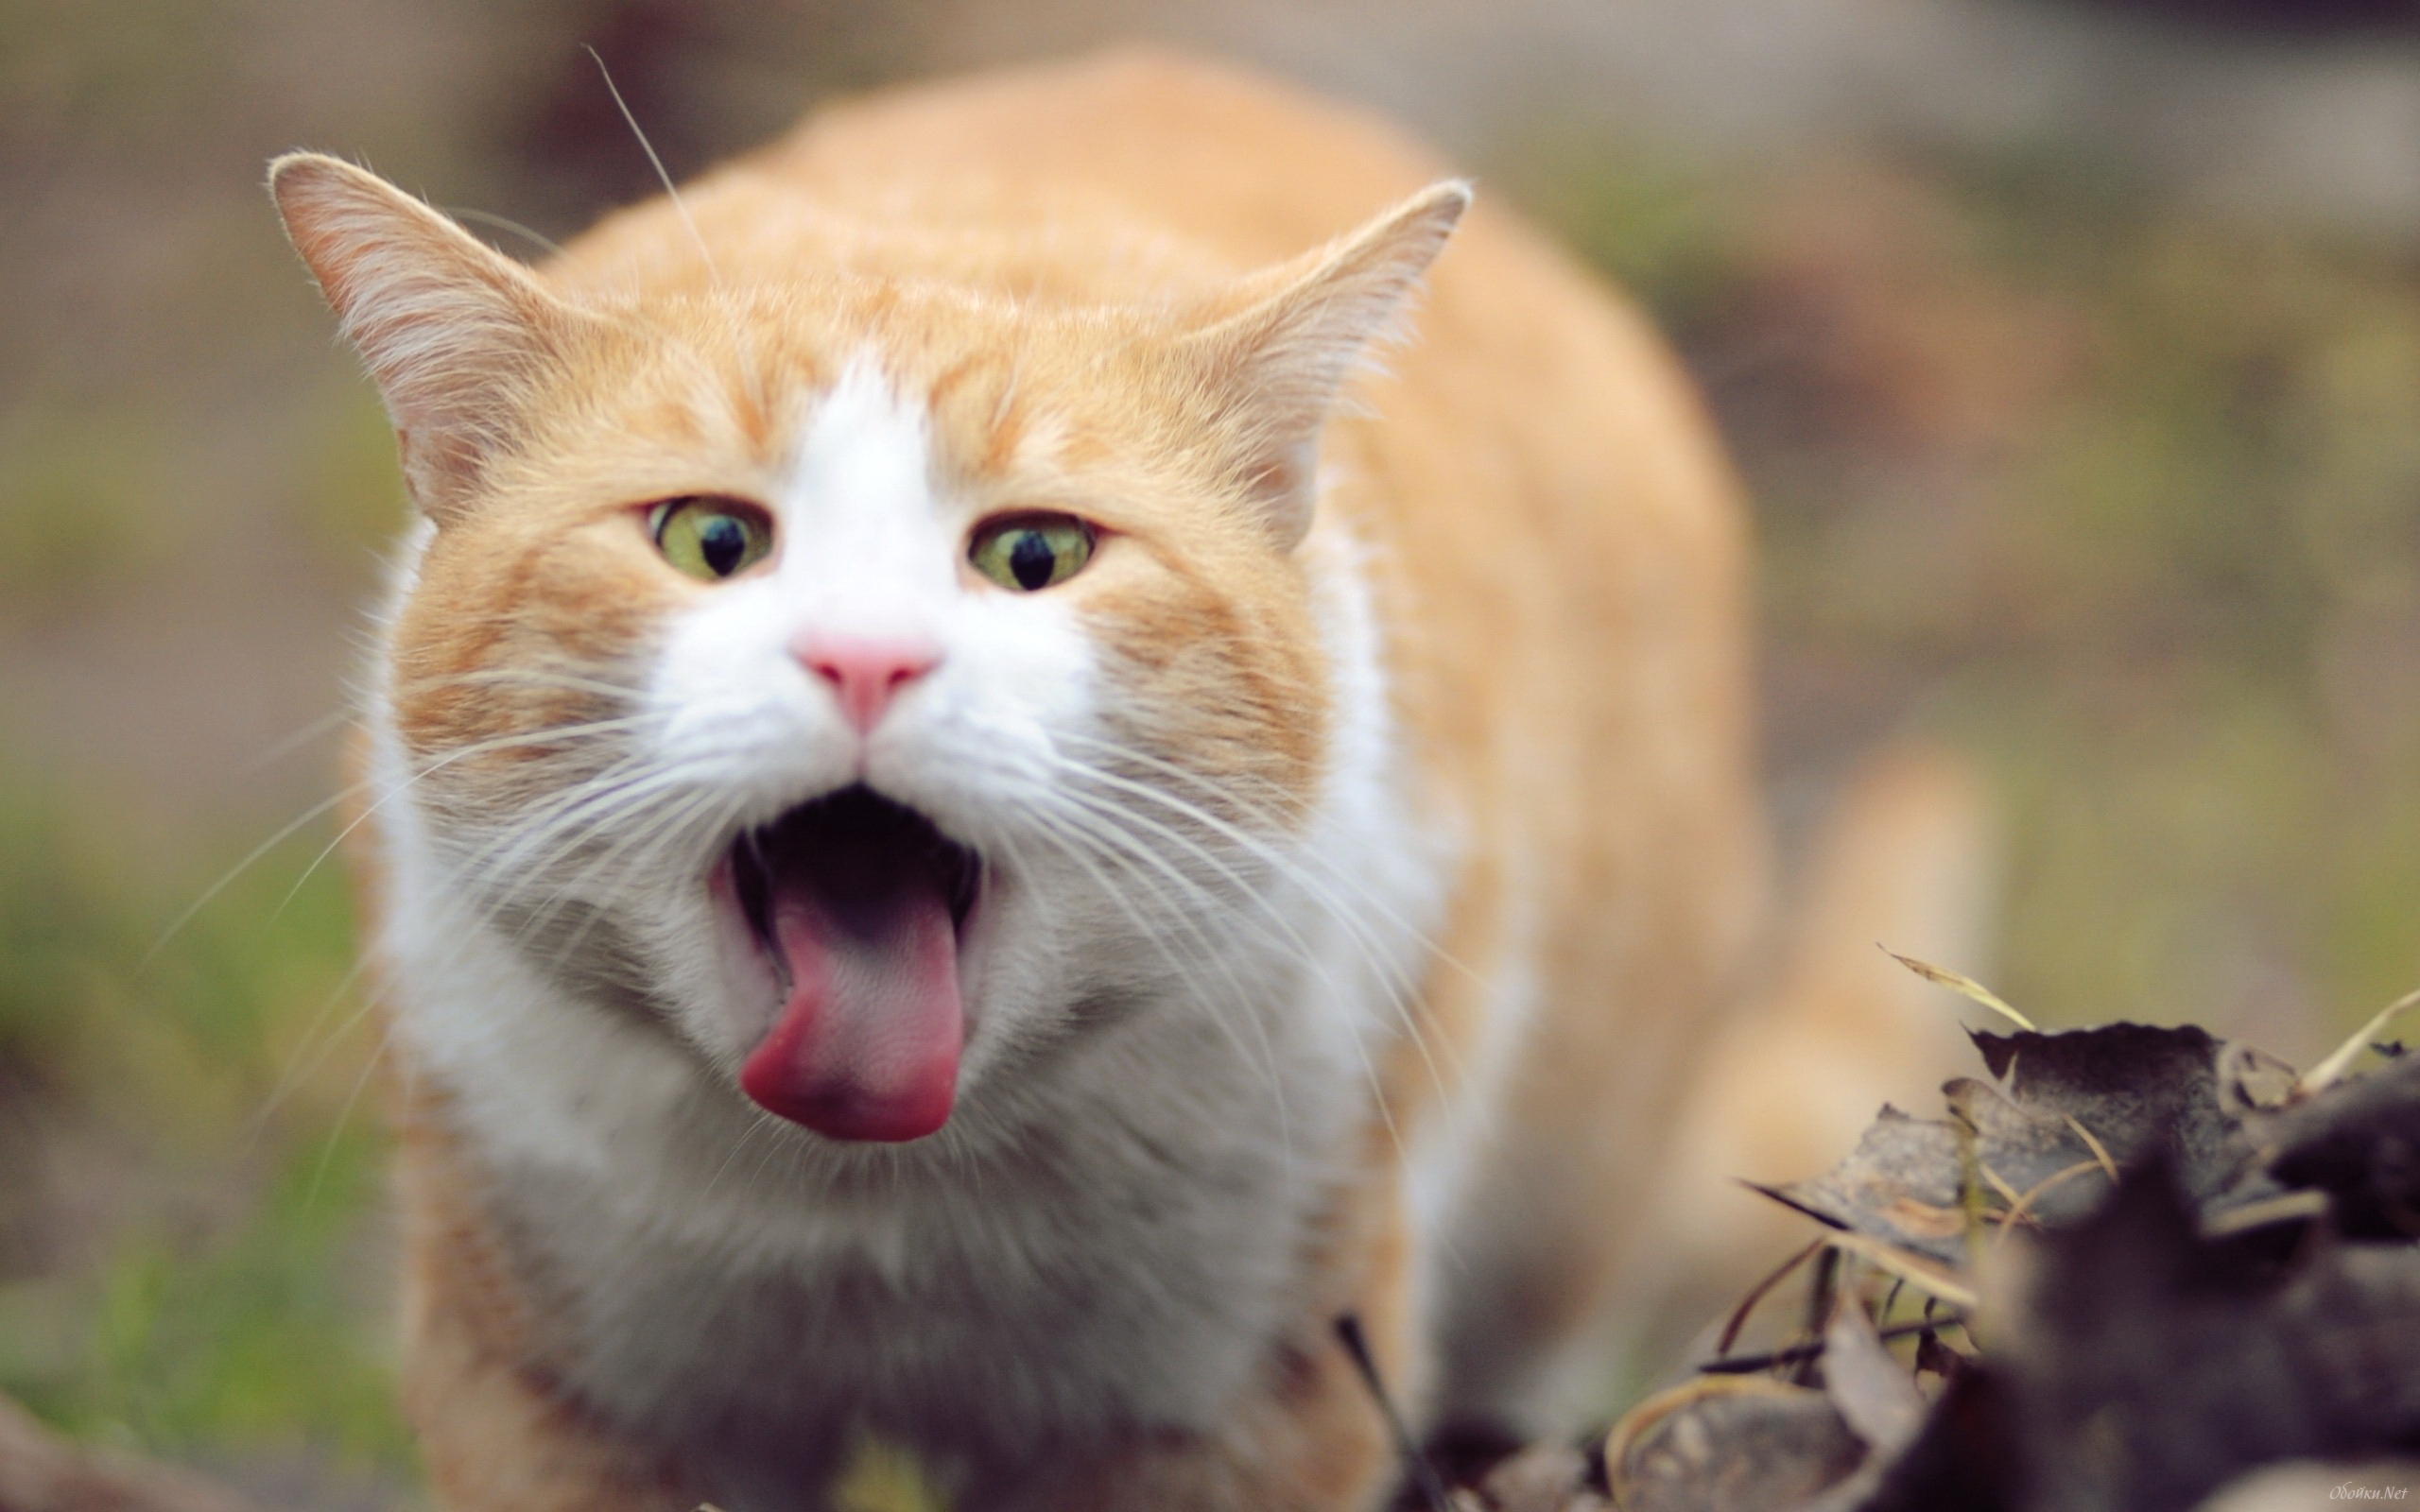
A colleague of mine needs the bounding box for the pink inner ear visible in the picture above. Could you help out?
[271,151,560,520]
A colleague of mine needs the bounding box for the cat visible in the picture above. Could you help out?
[270,46,1981,1512]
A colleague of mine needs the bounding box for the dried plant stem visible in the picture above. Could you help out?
[1993,1158,2111,1247]
[1824,1231,1980,1311]
[1884,948,2037,1032]
[1716,1237,1825,1359]
[1334,1314,1453,1512]
[2064,1115,2119,1182]
[2300,986,2420,1094]
[1697,1315,1966,1376]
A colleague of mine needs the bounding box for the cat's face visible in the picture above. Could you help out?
[387,290,1335,1145]
[273,154,1462,1145]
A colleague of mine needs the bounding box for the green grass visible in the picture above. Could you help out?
[0,749,412,1473]
[0,408,168,626]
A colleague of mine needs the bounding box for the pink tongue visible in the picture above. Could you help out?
[739,868,962,1143]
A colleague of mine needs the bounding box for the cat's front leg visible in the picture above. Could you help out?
[402,1301,703,1512]
[391,1103,705,1512]
[1014,1325,1404,1512]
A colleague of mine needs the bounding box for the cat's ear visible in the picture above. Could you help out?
[1179,180,1470,549]
[269,152,567,523]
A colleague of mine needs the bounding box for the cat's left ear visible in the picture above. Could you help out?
[1179,180,1471,550]
[269,152,572,524]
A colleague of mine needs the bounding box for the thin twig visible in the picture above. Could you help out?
[1824,1231,1980,1311]
[1976,1160,2025,1216]
[2064,1115,2119,1182]
[2300,986,2420,1094]
[1334,1314,1452,1512]
[2202,1190,2328,1238]
[1992,1158,2110,1247]
[1792,1247,1841,1385]
[1716,1239,1824,1359]
[1697,1316,1966,1376]
[1884,947,2037,1031]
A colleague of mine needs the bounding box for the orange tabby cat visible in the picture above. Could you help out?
[271,48,1972,1512]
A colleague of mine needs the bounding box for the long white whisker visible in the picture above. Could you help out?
[994,779,1296,1152]
[239,707,354,773]
[446,748,730,902]
[1048,760,1429,1031]
[587,47,718,284]
[582,47,773,430]
[513,782,740,978]
[442,204,567,258]
[1054,728,1477,988]
[1038,780,1416,1159]
[248,953,383,1142]
[141,783,377,971]
[1029,743,1464,1138]
[1043,740,1463,1095]
[303,1012,398,1211]
[261,712,668,936]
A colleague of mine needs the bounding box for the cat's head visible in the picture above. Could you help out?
[271,152,1463,1146]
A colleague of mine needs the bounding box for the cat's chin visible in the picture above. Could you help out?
[712,785,986,1143]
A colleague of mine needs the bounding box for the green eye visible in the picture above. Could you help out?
[970,514,1096,592]
[650,498,773,581]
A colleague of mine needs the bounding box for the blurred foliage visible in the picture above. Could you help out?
[832,1435,956,1512]
[0,748,409,1474]
[0,410,166,624]
[0,0,237,158]
[292,388,410,567]
[1530,144,2420,1052]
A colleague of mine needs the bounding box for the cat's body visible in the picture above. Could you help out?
[279,50,1776,1512]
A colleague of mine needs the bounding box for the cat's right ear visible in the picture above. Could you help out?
[1174,180,1469,551]
[269,153,565,523]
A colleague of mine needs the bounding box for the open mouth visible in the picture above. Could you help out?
[726,785,981,1143]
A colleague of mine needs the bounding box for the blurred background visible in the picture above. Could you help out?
[3,0,2418,1503]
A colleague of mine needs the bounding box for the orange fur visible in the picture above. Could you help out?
[1651,741,1998,1344]
[255,47,1919,1512]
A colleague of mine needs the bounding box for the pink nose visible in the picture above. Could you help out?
[794,635,942,734]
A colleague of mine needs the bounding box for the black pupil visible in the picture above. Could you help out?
[1008,529,1057,590]
[698,513,748,576]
